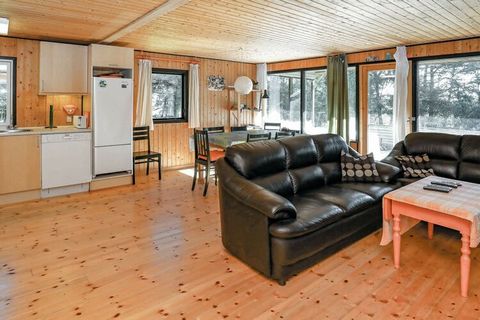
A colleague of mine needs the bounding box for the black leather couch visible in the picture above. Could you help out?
[382,132,480,184]
[216,134,401,284]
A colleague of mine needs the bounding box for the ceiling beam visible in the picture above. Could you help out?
[101,0,191,43]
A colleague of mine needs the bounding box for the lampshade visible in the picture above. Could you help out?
[233,76,253,95]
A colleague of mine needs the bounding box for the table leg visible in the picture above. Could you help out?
[393,212,401,269]
[428,222,434,239]
[460,232,471,297]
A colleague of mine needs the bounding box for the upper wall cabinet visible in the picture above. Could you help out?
[89,44,134,69]
[39,42,88,95]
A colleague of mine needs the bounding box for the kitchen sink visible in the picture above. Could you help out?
[0,128,33,134]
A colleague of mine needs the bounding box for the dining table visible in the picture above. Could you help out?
[208,129,279,149]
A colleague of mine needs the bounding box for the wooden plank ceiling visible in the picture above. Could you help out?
[1,0,480,62]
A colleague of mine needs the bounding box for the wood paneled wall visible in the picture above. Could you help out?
[133,51,256,169]
[268,37,480,71]
[0,37,83,127]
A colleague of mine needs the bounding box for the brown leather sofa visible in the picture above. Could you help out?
[216,134,401,284]
[382,132,480,185]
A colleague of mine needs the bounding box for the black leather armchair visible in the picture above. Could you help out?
[217,134,401,284]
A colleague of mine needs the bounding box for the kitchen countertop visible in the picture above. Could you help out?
[0,126,92,136]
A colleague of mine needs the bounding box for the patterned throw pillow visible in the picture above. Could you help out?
[341,150,381,183]
[394,154,434,178]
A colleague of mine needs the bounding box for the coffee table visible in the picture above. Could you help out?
[381,176,480,297]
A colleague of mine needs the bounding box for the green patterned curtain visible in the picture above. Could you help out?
[327,54,349,142]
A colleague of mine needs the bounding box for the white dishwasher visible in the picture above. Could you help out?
[41,132,92,191]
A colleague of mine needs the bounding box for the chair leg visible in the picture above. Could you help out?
[214,164,218,186]
[146,158,150,175]
[158,155,162,180]
[132,159,136,185]
[191,163,197,191]
[203,163,210,196]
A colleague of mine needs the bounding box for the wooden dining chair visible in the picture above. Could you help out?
[132,126,161,185]
[192,129,224,196]
[275,131,295,139]
[204,126,225,133]
[231,126,247,132]
[247,132,271,142]
[264,122,281,130]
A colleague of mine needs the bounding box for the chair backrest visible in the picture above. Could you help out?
[193,129,210,160]
[231,126,247,132]
[247,132,271,142]
[275,131,295,140]
[133,126,151,152]
[264,122,281,130]
[204,126,225,134]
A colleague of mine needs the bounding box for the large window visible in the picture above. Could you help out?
[0,58,14,129]
[266,71,301,131]
[416,56,480,135]
[152,69,188,122]
[267,67,357,137]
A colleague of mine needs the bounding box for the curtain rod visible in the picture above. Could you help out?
[136,54,200,64]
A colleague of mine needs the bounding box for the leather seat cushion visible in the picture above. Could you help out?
[331,182,401,201]
[298,186,375,215]
[269,196,344,239]
[269,186,375,239]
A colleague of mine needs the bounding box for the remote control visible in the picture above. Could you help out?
[431,180,461,188]
[423,184,452,193]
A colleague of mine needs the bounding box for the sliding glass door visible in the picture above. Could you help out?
[360,63,396,159]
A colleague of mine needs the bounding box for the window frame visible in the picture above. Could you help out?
[0,56,16,128]
[267,65,359,139]
[151,68,188,124]
[412,52,480,133]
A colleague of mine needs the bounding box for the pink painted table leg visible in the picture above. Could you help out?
[460,232,471,297]
[428,222,434,239]
[393,212,401,269]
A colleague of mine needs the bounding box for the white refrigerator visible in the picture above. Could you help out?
[93,77,133,176]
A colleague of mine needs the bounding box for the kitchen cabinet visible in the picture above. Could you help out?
[89,44,134,69]
[0,135,41,194]
[39,41,88,94]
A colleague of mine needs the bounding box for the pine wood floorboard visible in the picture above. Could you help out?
[0,170,479,319]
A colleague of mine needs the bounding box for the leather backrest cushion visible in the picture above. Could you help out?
[404,132,461,160]
[319,162,342,184]
[289,165,325,193]
[225,140,286,179]
[430,159,458,179]
[458,135,480,183]
[251,172,293,196]
[279,136,318,169]
[459,162,480,183]
[461,135,480,163]
[311,134,349,163]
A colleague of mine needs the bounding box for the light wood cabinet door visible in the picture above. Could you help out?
[39,42,88,94]
[0,135,41,194]
[90,44,134,69]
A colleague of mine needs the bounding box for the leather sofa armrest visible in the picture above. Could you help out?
[376,161,402,183]
[381,141,405,167]
[216,158,297,220]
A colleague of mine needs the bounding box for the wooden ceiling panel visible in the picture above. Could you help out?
[1,0,480,62]
[0,0,167,43]
[115,0,480,62]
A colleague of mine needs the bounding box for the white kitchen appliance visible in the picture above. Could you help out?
[73,115,87,128]
[42,133,92,193]
[92,77,133,176]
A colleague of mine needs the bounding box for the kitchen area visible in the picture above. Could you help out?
[0,40,135,205]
